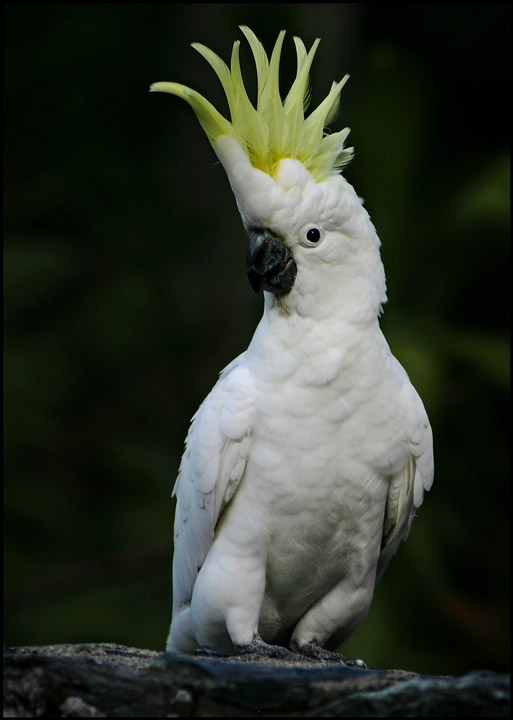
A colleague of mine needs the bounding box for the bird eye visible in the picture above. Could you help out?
[301,226,324,247]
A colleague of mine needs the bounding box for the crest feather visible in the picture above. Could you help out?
[150,26,353,181]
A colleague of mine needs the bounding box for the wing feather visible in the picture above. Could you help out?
[171,353,254,619]
[377,374,434,582]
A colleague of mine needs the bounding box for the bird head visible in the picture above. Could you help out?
[151,27,386,323]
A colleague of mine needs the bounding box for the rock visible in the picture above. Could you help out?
[3,643,510,717]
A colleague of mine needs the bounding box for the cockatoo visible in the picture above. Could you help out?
[151,26,433,664]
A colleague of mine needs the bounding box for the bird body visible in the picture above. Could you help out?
[152,27,433,661]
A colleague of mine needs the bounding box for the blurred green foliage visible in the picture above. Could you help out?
[4,4,509,674]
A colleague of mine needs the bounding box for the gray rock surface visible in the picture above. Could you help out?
[3,643,510,717]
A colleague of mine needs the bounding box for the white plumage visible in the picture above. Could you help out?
[165,141,433,657]
[153,29,433,661]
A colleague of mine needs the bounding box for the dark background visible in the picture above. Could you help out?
[4,3,509,675]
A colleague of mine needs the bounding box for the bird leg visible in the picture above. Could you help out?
[289,640,367,668]
[193,637,366,666]
[234,633,317,662]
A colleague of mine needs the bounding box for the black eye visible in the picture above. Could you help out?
[306,227,321,244]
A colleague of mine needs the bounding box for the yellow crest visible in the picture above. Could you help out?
[151,27,353,182]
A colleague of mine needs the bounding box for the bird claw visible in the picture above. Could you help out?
[234,634,314,662]
[234,635,367,667]
[194,637,366,667]
[344,657,367,669]
[289,640,367,668]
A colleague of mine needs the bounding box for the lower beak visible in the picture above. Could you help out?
[246,232,297,295]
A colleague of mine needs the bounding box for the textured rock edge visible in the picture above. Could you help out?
[3,643,510,717]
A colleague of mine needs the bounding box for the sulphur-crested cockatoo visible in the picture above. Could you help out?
[151,26,433,664]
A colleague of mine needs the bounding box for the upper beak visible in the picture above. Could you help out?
[246,231,297,295]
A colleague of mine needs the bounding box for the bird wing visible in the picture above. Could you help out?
[376,370,434,582]
[171,353,254,616]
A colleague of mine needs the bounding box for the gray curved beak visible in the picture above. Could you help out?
[246,232,297,295]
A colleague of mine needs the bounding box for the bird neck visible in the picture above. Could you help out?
[246,298,386,389]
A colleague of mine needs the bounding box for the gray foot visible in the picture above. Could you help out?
[289,640,367,668]
[234,634,315,662]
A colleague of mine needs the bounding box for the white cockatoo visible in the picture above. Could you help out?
[151,26,433,664]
